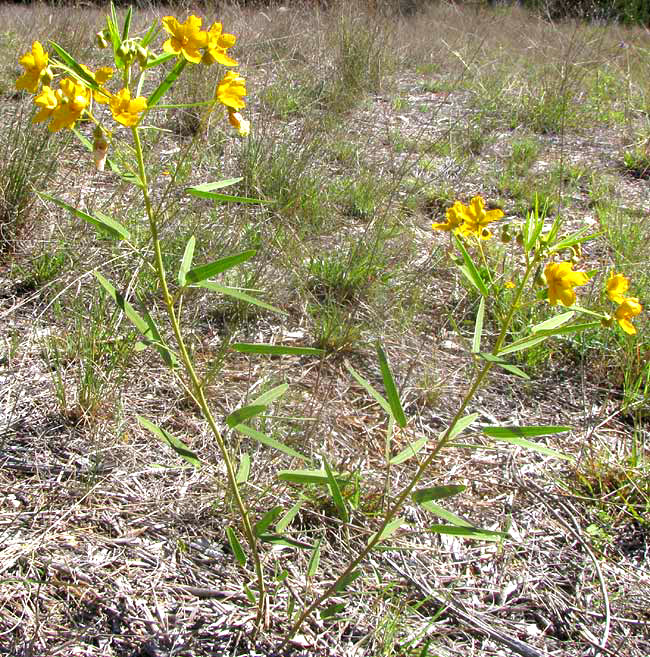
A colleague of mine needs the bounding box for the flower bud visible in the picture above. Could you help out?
[601,316,614,328]
[533,269,547,287]
[96,30,109,49]
[136,45,149,68]
[41,67,54,86]
[500,226,511,243]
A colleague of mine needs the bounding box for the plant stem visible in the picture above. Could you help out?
[131,125,267,625]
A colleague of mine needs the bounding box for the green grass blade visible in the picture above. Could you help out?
[472,297,485,354]
[323,457,348,523]
[235,453,250,484]
[233,424,307,461]
[344,359,392,417]
[389,437,428,465]
[137,415,201,467]
[253,506,283,537]
[226,405,267,428]
[232,343,323,356]
[186,250,256,283]
[39,193,130,240]
[412,485,466,504]
[226,527,247,566]
[178,236,195,286]
[307,539,321,578]
[148,58,186,108]
[376,342,407,428]
[198,282,285,314]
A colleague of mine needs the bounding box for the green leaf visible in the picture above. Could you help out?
[418,501,472,526]
[412,485,466,504]
[323,457,348,523]
[307,539,321,577]
[178,236,195,286]
[137,415,201,467]
[446,413,479,440]
[344,360,392,418]
[389,437,428,465]
[478,352,529,380]
[369,518,405,545]
[334,570,362,592]
[186,250,256,284]
[251,384,289,407]
[121,5,132,40]
[233,424,307,461]
[278,469,350,486]
[39,193,130,240]
[534,322,601,337]
[243,583,256,604]
[186,178,242,192]
[321,603,346,619]
[232,343,323,356]
[253,507,283,537]
[258,534,312,549]
[483,425,570,439]
[496,333,549,356]
[95,273,148,334]
[148,57,186,108]
[275,500,302,533]
[48,41,98,89]
[531,311,575,333]
[226,527,246,566]
[376,342,407,428]
[235,453,251,484]
[472,297,485,354]
[454,234,488,297]
[140,20,161,48]
[428,525,508,540]
[141,307,177,368]
[143,52,176,69]
[198,282,285,315]
[484,432,573,461]
[226,405,267,429]
[185,179,266,204]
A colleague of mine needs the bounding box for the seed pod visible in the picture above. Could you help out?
[500,225,511,243]
[601,316,614,328]
[92,127,109,172]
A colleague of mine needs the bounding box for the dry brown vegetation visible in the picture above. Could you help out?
[0,2,648,656]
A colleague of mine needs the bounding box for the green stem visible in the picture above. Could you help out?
[130,126,267,625]
[282,257,541,646]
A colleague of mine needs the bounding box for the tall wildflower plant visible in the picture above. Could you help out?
[15,4,326,625]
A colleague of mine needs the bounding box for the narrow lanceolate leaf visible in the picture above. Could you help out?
[277,469,350,487]
[39,193,130,240]
[472,297,485,354]
[258,534,312,549]
[428,525,508,540]
[137,415,201,467]
[186,178,242,192]
[232,343,323,356]
[226,527,247,566]
[389,436,428,465]
[148,57,186,108]
[321,603,346,619]
[534,322,601,337]
[484,433,573,461]
[140,19,160,48]
[275,500,302,533]
[307,539,321,578]
[178,236,195,286]
[483,425,570,439]
[531,311,575,333]
[226,405,267,429]
[369,518,405,546]
[412,485,466,504]
[253,507,283,537]
[376,343,407,428]
[417,501,472,526]
[185,179,266,204]
[251,384,289,407]
[48,41,98,89]
[95,273,148,334]
[233,424,307,461]
[478,352,529,380]
[334,570,362,592]
[141,308,177,368]
[143,52,176,69]
[496,333,549,356]
[323,457,348,523]
[235,453,251,484]
[186,250,256,284]
[198,282,285,315]
[446,413,479,441]
[344,360,392,418]
[454,234,489,297]
[121,5,132,40]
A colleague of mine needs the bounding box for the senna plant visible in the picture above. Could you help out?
[17,3,644,643]
[15,5,328,625]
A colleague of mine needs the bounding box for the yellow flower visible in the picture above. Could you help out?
[49,78,91,132]
[215,71,246,110]
[504,281,516,289]
[614,297,642,335]
[32,85,59,125]
[606,271,629,305]
[228,110,250,137]
[432,201,466,232]
[109,88,148,126]
[455,196,504,240]
[203,22,238,66]
[162,15,207,64]
[544,261,589,307]
[16,41,49,93]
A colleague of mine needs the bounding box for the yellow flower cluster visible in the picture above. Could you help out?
[606,272,643,335]
[432,196,504,240]
[162,15,248,136]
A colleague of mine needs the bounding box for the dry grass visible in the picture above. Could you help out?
[0,1,649,656]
